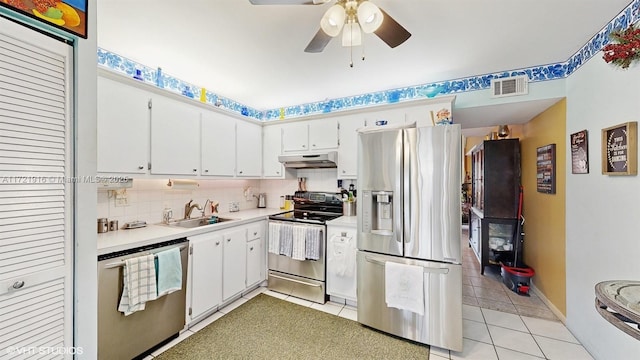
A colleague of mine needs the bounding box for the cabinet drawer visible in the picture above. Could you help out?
[247,223,262,241]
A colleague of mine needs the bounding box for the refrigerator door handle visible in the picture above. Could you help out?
[364,256,450,274]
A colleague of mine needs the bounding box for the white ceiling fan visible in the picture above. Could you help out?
[249,0,411,53]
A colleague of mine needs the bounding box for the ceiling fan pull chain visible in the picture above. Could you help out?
[350,40,354,67]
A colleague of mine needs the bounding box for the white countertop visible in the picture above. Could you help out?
[97,208,287,256]
[327,215,358,227]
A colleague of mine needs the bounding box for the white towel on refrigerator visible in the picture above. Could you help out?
[291,225,307,261]
[268,222,281,254]
[384,261,425,315]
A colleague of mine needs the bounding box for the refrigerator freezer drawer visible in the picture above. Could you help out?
[267,270,326,304]
[356,251,462,351]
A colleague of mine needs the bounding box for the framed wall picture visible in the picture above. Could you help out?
[536,144,556,194]
[570,130,589,174]
[0,0,88,38]
[601,122,637,175]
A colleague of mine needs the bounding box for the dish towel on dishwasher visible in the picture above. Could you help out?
[384,261,425,315]
[155,247,182,297]
[279,224,293,257]
[305,227,321,260]
[118,254,157,316]
[268,222,281,254]
[291,225,307,261]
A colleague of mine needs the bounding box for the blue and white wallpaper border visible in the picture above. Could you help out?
[97,0,639,122]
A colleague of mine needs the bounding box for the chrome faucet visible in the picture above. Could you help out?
[184,200,202,219]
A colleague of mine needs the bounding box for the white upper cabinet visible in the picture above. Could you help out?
[236,120,262,177]
[282,119,338,152]
[262,124,284,178]
[201,110,236,177]
[337,115,365,179]
[150,96,201,175]
[97,76,150,174]
[282,121,309,152]
[309,118,339,150]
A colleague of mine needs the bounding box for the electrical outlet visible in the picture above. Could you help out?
[229,201,240,212]
[114,189,129,207]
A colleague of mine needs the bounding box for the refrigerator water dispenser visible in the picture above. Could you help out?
[361,190,394,236]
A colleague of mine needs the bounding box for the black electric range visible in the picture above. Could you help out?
[269,191,343,225]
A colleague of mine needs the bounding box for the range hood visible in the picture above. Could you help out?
[278,151,338,169]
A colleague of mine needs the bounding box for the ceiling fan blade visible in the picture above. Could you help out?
[249,0,329,5]
[374,8,411,48]
[304,28,333,53]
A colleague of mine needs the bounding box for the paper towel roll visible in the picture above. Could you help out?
[167,179,199,190]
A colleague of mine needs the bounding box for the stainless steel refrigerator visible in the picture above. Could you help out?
[356,124,462,351]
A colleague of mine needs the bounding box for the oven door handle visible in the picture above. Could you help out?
[269,273,322,287]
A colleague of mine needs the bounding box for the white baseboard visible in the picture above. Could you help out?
[531,281,566,324]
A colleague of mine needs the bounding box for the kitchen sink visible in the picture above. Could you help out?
[162,217,238,228]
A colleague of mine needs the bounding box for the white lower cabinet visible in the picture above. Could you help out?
[326,221,358,303]
[222,227,247,300]
[187,220,267,325]
[246,222,265,288]
[188,232,223,322]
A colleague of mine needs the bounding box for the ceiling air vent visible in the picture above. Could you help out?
[491,75,529,98]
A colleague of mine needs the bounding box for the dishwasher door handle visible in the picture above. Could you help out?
[103,245,188,269]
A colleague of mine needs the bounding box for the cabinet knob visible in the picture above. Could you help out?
[215,241,220,246]
[205,169,209,173]
[342,170,346,173]
[312,144,316,147]
[138,166,144,170]
[193,169,197,172]
[250,246,254,251]
[276,171,280,174]
[302,145,306,148]
[227,238,231,242]
[12,281,25,289]
[253,232,257,236]
[239,170,243,174]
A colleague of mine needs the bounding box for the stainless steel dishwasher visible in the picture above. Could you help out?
[98,238,188,360]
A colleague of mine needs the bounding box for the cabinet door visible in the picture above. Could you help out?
[263,124,284,177]
[337,115,365,179]
[246,238,263,287]
[201,111,236,176]
[97,77,150,174]
[150,96,201,175]
[309,118,338,150]
[222,228,247,300]
[236,121,262,177]
[282,122,309,152]
[189,234,223,320]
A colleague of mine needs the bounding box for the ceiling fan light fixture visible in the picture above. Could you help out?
[356,1,383,33]
[320,4,346,37]
[342,22,362,47]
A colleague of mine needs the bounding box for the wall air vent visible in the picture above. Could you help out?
[490,75,529,98]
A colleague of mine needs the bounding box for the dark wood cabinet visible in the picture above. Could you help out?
[468,139,521,274]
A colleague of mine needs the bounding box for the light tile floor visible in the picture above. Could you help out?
[144,229,595,359]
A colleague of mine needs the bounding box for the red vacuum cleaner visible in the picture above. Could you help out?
[501,185,535,296]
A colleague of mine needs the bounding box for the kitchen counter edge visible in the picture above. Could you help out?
[97,208,287,256]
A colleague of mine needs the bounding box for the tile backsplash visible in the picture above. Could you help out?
[97,169,356,225]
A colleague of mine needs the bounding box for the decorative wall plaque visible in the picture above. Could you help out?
[571,130,589,174]
[601,122,637,175]
[536,144,556,194]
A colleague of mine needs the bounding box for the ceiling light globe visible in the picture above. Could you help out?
[342,22,362,47]
[320,4,346,37]
[357,1,383,33]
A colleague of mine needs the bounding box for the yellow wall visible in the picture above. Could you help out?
[521,99,567,315]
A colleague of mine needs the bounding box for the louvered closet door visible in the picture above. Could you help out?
[0,17,73,358]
